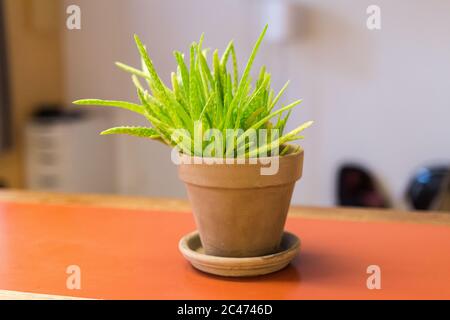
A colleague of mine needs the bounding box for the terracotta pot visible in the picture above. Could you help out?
[178,147,304,258]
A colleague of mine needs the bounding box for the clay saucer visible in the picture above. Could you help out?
[179,231,300,277]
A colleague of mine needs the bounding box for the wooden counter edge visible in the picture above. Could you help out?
[0,290,94,300]
[0,189,449,226]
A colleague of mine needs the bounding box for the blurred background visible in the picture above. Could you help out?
[0,0,449,211]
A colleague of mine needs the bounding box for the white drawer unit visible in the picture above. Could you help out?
[25,109,116,193]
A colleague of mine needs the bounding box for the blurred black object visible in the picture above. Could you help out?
[31,104,86,124]
[337,164,389,208]
[406,166,450,211]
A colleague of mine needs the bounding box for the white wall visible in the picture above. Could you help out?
[62,0,450,208]
[292,0,450,207]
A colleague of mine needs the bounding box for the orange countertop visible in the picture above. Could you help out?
[0,191,449,300]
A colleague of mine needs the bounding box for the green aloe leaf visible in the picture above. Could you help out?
[73,99,145,116]
[101,126,160,139]
[74,25,313,157]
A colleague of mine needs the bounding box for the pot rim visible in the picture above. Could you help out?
[177,145,304,188]
[178,144,303,164]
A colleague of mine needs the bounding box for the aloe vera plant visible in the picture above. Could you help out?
[74,25,313,158]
